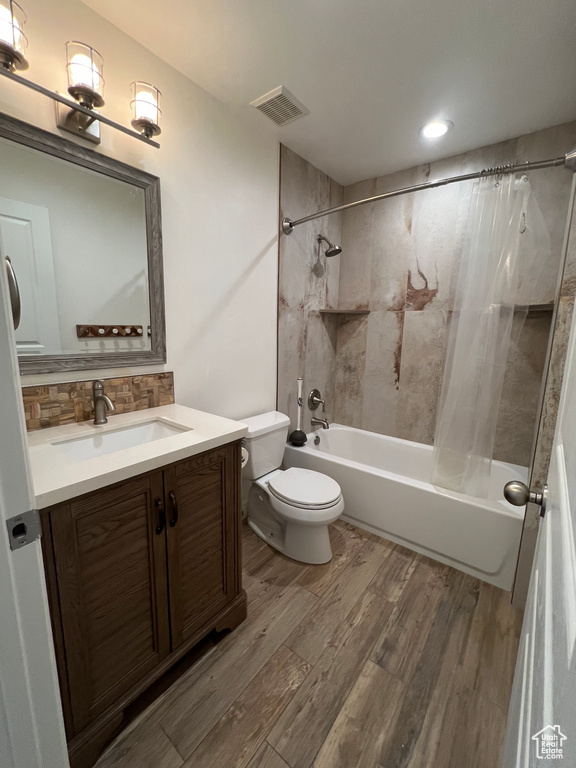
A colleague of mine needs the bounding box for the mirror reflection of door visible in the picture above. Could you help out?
[0,197,61,355]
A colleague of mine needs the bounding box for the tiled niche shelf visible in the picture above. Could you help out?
[319,309,370,315]
[320,306,549,316]
[524,303,554,316]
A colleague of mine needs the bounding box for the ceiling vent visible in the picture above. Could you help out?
[250,86,310,126]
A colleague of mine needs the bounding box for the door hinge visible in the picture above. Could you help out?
[6,509,41,551]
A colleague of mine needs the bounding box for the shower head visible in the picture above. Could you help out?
[317,234,342,257]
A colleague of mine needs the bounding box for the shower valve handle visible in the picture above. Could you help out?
[503,481,548,517]
[308,389,325,411]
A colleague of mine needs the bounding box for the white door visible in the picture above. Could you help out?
[0,197,61,355]
[503,294,576,764]
[0,249,68,766]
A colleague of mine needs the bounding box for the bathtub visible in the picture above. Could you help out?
[283,424,527,590]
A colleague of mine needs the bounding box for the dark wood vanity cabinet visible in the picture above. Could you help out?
[164,449,238,646]
[40,442,246,768]
[48,471,170,735]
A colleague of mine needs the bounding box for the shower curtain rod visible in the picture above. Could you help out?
[281,149,576,235]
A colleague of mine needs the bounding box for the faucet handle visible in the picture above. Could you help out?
[308,389,325,411]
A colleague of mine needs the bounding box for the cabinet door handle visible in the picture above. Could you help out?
[168,491,179,528]
[155,497,166,534]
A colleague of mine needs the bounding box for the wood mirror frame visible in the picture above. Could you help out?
[0,111,166,374]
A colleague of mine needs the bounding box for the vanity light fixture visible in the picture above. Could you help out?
[420,120,453,139]
[57,41,105,144]
[0,25,161,147]
[66,41,104,109]
[131,81,161,138]
[0,0,28,72]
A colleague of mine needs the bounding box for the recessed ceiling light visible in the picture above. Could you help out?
[420,120,453,139]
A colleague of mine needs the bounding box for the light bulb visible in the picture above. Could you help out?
[0,0,28,70]
[420,120,453,139]
[0,4,20,47]
[69,52,96,89]
[134,89,158,122]
[130,81,162,138]
[66,42,104,108]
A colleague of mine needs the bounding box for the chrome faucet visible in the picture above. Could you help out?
[311,416,329,430]
[93,380,117,425]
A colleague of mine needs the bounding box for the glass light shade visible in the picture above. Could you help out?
[131,82,162,138]
[66,41,104,108]
[0,0,28,71]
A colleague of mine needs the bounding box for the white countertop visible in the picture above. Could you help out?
[28,404,248,509]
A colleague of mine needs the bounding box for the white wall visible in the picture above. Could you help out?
[4,0,279,419]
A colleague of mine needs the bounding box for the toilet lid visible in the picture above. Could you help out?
[267,468,342,508]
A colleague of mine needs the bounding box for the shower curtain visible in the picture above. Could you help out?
[431,173,550,498]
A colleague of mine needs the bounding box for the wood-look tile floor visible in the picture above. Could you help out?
[96,520,523,768]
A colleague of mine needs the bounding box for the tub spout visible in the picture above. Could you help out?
[311,416,329,430]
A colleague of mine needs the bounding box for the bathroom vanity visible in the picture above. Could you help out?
[28,405,247,768]
[6,110,250,767]
[4,109,249,767]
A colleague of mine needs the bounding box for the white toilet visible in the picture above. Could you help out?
[242,411,344,564]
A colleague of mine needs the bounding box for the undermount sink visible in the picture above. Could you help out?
[52,419,191,462]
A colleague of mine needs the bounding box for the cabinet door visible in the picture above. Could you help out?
[165,443,240,648]
[50,472,170,733]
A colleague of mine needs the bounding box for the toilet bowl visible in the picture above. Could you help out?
[242,411,344,564]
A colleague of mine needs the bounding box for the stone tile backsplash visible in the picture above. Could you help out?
[22,372,174,431]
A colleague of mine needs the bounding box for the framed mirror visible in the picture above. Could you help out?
[0,112,165,374]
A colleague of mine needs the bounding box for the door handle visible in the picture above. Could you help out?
[168,491,179,528]
[5,256,21,330]
[155,497,166,534]
[504,481,548,517]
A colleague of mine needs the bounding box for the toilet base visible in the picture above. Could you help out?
[247,516,334,564]
[247,517,285,556]
[247,481,337,564]
[284,520,334,564]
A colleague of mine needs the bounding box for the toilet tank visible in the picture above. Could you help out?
[242,411,290,480]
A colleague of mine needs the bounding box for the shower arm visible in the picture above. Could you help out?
[282,150,576,235]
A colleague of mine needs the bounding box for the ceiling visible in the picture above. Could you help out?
[82,0,576,186]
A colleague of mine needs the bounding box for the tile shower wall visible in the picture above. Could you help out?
[278,146,343,432]
[279,121,576,465]
[335,122,575,465]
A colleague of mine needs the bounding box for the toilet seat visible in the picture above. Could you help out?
[266,467,342,510]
